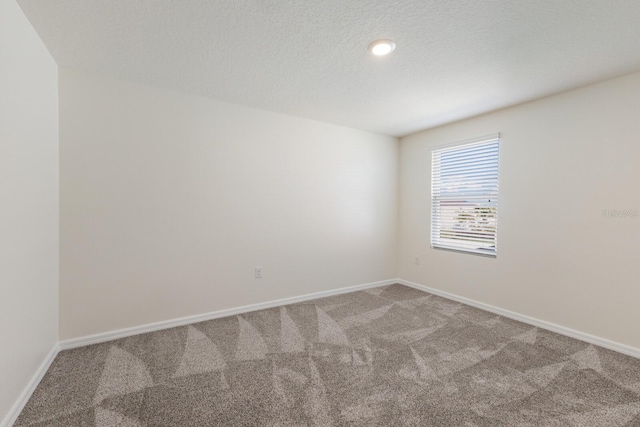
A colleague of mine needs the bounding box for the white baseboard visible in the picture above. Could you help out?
[1,343,60,427]
[58,277,640,359]
[398,279,640,359]
[59,278,398,351]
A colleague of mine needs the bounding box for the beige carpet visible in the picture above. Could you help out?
[15,284,640,426]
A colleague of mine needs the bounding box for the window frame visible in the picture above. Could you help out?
[430,134,501,258]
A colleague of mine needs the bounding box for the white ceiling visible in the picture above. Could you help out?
[18,0,640,137]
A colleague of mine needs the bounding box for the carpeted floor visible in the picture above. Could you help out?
[15,284,640,426]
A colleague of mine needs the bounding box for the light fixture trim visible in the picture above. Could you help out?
[368,39,396,56]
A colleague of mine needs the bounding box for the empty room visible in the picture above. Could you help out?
[2,0,640,425]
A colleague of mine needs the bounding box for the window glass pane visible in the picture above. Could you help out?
[431,136,500,256]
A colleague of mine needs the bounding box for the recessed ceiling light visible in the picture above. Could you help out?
[368,39,396,56]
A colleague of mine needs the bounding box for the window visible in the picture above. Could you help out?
[431,134,500,257]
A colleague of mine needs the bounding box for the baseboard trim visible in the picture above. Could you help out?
[59,278,398,351]
[398,279,640,359]
[1,343,59,427]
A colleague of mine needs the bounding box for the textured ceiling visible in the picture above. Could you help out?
[18,0,640,136]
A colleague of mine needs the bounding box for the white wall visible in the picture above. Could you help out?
[59,68,398,340]
[0,0,59,424]
[400,71,640,349]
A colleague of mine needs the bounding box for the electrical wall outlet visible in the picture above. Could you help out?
[255,267,263,278]
[414,255,420,265]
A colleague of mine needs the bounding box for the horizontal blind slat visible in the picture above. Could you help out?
[434,144,499,159]
[433,163,499,176]
[433,153,499,168]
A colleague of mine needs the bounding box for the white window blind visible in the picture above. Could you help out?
[431,135,500,257]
